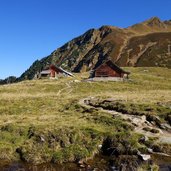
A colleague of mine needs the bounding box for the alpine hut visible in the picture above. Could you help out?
[89,60,130,81]
[39,65,73,79]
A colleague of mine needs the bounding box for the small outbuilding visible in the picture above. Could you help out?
[38,65,73,79]
[89,60,130,81]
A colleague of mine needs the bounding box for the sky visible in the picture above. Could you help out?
[0,0,171,79]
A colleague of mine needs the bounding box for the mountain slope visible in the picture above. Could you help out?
[18,17,171,80]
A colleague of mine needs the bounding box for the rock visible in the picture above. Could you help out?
[79,164,86,168]
[132,115,146,126]
[145,121,152,126]
[137,150,151,161]
[78,160,86,168]
[151,121,156,125]
[74,80,81,83]
[160,123,171,130]
[98,144,102,149]
[141,115,146,122]
[147,148,153,153]
[40,136,45,142]
[78,160,84,165]
[84,99,90,105]
[132,118,141,126]
[138,153,151,161]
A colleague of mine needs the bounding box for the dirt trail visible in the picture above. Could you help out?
[79,97,171,145]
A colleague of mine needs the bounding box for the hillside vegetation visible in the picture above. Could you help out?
[0,67,171,169]
[17,17,171,81]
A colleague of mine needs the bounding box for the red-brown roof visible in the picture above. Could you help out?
[94,60,130,74]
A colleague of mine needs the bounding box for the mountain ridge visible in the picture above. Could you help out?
[16,17,171,81]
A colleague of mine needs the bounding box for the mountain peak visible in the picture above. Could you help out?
[144,17,163,26]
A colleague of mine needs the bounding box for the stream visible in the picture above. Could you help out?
[1,98,171,171]
[0,154,171,171]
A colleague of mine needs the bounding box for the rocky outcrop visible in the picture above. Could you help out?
[18,17,171,81]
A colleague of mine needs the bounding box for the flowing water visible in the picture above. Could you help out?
[0,155,171,171]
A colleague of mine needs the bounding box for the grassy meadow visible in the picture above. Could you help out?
[0,67,171,165]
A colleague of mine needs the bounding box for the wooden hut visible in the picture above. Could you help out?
[89,60,130,81]
[39,65,73,79]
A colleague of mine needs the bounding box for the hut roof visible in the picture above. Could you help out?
[94,60,130,74]
[40,70,51,74]
[50,65,74,77]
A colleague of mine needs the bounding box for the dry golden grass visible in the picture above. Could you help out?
[0,67,170,128]
[0,67,170,163]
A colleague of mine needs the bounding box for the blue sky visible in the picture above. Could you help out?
[0,0,170,79]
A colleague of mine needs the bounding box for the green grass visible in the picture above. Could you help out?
[0,67,170,164]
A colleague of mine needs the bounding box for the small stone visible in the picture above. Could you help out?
[79,164,85,168]
[78,160,84,165]
[147,148,153,153]
[74,80,81,83]
[40,136,45,142]
[138,154,151,161]
[98,144,102,148]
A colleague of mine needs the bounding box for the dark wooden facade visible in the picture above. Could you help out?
[91,60,130,78]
